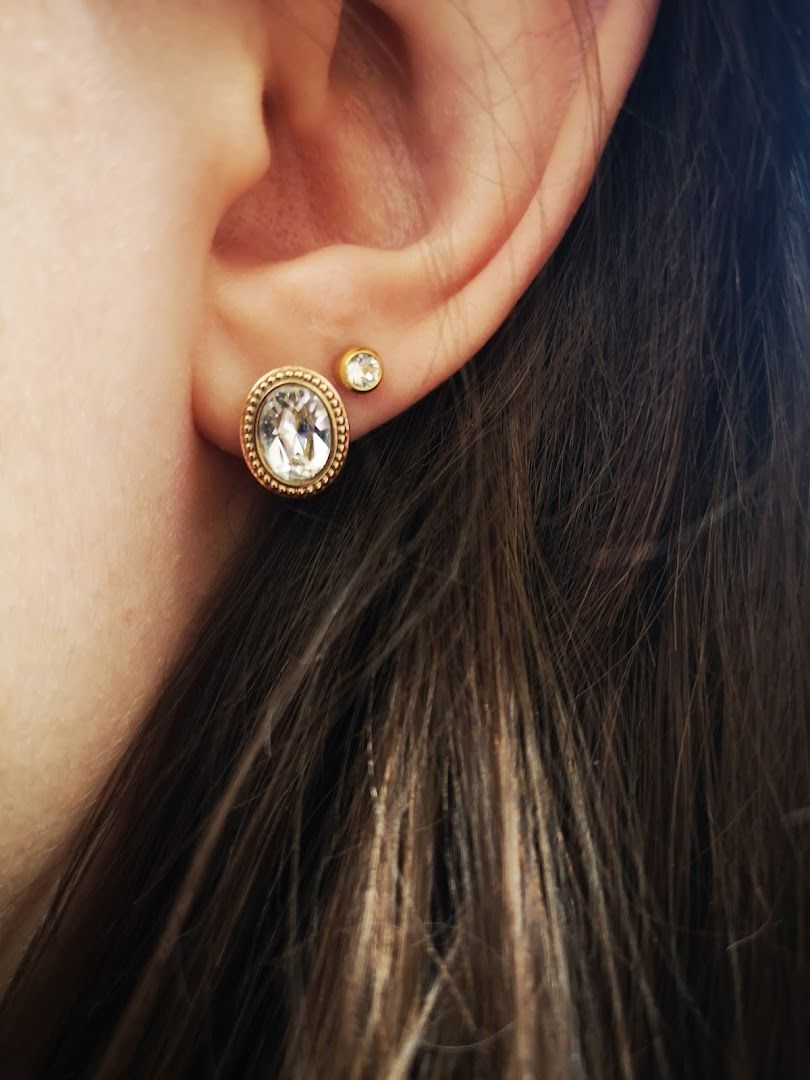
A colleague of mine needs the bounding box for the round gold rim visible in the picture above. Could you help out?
[337,347,384,393]
[240,367,350,497]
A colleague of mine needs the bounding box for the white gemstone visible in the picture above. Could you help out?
[344,351,382,391]
[256,383,333,485]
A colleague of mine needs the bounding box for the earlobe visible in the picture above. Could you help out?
[193,0,659,472]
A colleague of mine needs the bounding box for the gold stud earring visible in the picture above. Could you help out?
[240,350,383,497]
[337,347,384,393]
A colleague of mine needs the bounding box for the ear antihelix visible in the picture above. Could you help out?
[239,347,384,496]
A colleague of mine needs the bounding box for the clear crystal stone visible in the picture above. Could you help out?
[344,351,382,391]
[256,383,332,484]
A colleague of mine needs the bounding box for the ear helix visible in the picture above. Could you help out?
[239,348,384,497]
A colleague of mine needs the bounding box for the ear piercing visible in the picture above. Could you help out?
[240,348,383,496]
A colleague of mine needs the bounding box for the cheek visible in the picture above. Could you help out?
[0,7,250,903]
[0,9,216,555]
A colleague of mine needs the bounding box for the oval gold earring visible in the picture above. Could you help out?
[240,350,383,497]
[240,367,350,497]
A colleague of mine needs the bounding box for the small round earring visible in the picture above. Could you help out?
[240,350,383,497]
[337,347,384,393]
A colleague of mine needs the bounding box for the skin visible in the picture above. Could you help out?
[0,0,269,945]
[0,0,656,977]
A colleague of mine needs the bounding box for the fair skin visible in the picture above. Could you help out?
[0,0,656,973]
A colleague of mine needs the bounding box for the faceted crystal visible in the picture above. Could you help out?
[344,351,382,391]
[256,383,332,484]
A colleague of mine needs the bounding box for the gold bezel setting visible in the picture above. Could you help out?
[240,367,350,497]
[338,347,384,393]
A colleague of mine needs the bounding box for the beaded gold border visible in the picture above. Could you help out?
[337,347,384,393]
[240,367,350,497]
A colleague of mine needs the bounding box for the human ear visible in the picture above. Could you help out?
[192,0,659,457]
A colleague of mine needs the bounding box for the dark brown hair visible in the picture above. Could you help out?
[2,0,808,1076]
